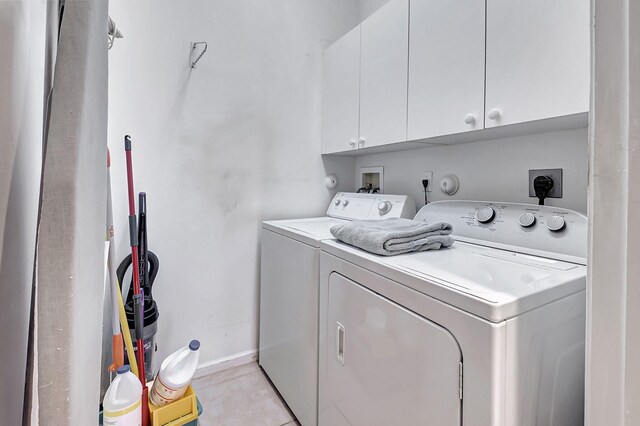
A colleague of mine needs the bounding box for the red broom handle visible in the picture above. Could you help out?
[124,135,149,426]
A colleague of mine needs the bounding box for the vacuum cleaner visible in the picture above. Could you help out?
[117,191,160,382]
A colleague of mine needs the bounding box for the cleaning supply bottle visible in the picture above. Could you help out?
[149,340,200,406]
[103,365,142,426]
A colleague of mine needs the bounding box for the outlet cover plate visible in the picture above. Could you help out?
[529,168,563,198]
[421,171,433,192]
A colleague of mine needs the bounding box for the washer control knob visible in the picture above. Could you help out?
[342,200,349,207]
[334,199,341,206]
[546,215,565,232]
[476,206,496,223]
[378,201,392,216]
[518,212,536,228]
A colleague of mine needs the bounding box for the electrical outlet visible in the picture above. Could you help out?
[421,171,433,192]
[529,169,563,198]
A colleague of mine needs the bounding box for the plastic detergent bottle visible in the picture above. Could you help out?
[103,365,142,426]
[150,340,200,406]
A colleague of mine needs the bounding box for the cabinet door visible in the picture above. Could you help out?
[359,0,409,148]
[485,0,589,127]
[323,273,462,425]
[322,26,361,154]
[407,0,485,140]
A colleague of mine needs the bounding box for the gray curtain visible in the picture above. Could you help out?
[34,0,109,423]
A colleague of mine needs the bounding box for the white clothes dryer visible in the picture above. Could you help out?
[318,201,587,426]
[259,192,415,425]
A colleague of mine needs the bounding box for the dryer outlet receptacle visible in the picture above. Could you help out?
[528,168,563,198]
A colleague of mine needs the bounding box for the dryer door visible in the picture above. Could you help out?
[324,273,462,426]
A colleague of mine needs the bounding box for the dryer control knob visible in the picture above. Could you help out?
[518,212,536,228]
[378,201,392,215]
[476,206,496,223]
[342,200,349,207]
[334,199,341,206]
[546,215,565,232]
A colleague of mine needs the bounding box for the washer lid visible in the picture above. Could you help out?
[321,239,586,322]
[263,217,347,247]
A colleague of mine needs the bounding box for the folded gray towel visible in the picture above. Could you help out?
[330,218,454,256]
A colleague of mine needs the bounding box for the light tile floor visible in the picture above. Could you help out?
[192,362,300,426]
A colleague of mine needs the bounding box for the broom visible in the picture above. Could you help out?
[124,135,150,426]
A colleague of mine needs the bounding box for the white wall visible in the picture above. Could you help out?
[359,0,391,21]
[107,1,358,368]
[0,1,45,424]
[355,128,588,213]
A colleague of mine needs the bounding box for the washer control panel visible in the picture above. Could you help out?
[327,192,416,221]
[415,201,587,264]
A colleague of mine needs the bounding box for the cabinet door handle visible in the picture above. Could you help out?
[336,322,345,366]
[488,108,501,120]
[349,139,357,149]
[358,137,366,148]
[464,114,476,125]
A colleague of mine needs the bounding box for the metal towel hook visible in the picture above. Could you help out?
[190,42,208,69]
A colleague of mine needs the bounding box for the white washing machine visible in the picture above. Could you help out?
[318,201,587,426]
[259,192,416,426]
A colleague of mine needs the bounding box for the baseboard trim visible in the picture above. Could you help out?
[194,349,258,379]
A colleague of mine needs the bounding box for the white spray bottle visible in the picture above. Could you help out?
[150,340,200,406]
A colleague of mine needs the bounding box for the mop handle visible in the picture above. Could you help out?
[107,149,124,372]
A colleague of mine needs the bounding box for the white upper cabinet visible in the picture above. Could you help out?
[485,0,590,127]
[358,0,409,149]
[322,26,361,154]
[408,0,486,140]
[321,0,590,154]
